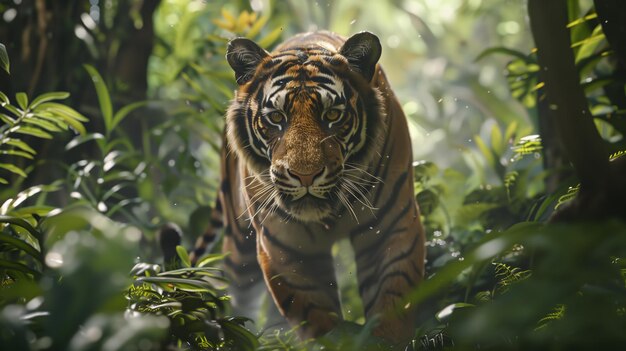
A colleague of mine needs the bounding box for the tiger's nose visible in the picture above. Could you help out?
[288,167,325,187]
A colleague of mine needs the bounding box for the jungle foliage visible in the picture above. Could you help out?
[1,0,625,350]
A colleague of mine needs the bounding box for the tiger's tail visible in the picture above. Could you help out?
[157,196,224,268]
[189,196,225,265]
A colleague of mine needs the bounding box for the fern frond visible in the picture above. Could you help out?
[555,184,580,210]
[493,262,531,294]
[475,290,493,302]
[536,304,566,331]
[609,149,626,161]
[512,134,542,157]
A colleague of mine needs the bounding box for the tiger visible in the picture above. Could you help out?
[190,31,426,345]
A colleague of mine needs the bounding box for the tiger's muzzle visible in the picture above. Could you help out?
[270,164,341,200]
[268,161,343,222]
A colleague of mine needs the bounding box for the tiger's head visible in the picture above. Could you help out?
[225,32,385,223]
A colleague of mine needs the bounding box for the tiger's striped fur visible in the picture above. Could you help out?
[191,31,425,344]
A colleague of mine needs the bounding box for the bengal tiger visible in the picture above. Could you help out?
[190,31,425,345]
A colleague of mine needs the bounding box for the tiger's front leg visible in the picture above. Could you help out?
[351,201,426,345]
[256,225,341,339]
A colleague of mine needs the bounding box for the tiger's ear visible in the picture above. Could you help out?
[339,32,382,82]
[226,38,270,85]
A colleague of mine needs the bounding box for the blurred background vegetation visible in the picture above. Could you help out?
[1,0,625,350]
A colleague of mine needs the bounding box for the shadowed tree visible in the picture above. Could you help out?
[529,0,626,221]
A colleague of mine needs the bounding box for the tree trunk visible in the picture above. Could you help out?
[528,0,626,221]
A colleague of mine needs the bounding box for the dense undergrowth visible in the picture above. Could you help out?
[1,0,626,350]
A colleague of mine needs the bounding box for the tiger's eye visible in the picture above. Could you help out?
[325,109,342,122]
[268,111,284,124]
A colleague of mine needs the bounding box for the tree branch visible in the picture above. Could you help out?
[28,0,49,96]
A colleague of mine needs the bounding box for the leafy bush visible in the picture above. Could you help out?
[1,54,258,350]
[129,254,258,351]
[0,207,169,351]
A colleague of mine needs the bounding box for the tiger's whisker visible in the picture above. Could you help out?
[343,180,377,211]
[238,184,275,219]
[336,189,359,223]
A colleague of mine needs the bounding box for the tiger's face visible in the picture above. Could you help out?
[226,32,384,223]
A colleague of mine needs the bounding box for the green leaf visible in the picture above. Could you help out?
[245,14,270,38]
[491,124,504,155]
[474,135,495,168]
[159,266,225,277]
[30,103,87,135]
[0,163,27,177]
[15,92,28,110]
[27,111,70,128]
[582,77,613,93]
[476,46,531,62]
[43,113,87,135]
[456,203,501,227]
[51,112,86,135]
[35,102,89,121]
[29,91,70,109]
[2,182,63,214]
[84,64,113,133]
[567,13,597,29]
[436,302,475,322]
[0,215,42,243]
[257,26,283,48]
[10,205,57,218]
[23,117,63,132]
[176,245,192,268]
[111,101,147,131]
[0,150,34,159]
[504,121,518,142]
[135,276,215,293]
[0,177,7,184]
[0,43,9,74]
[555,184,579,210]
[65,133,105,151]
[3,139,36,154]
[147,301,182,310]
[0,232,42,261]
[573,25,606,62]
[0,258,40,277]
[221,318,260,351]
[567,0,588,43]
[196,254,226,268]
[415,189,439,216]
[0,113,16,125]
[1,102,20,116]
[15,126,52,139]
[512,135,542,155]
[0,90,9,104]
[206,34,230,44]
